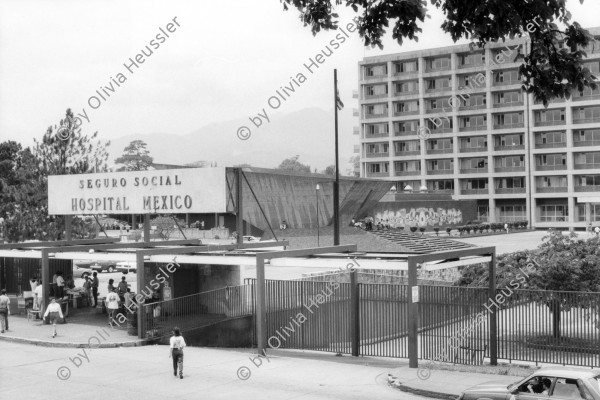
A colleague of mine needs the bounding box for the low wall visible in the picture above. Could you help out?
[158,316,253,347]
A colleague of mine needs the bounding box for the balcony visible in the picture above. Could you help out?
[459,125,487,132]
[461,188,489,195]
[425,65,451,73]
[425,87,451,93]
[493,122,524,129]
[535,142,566,149]
[364,132,390,139]
[394,150,420,157]
[428,128,453,134]
[574,140,600,147]
[426,108,447,114]
[536,187,568,193]
[426,148,453,155]
[364,74,388,81]
[428,189,455,194]
[495,166,525,172]
[574,185,600,192]
[495,187,526,194]
[534,120,566,127]
[458,104,487,111]
[494,145,525,151]
[366,152,389,158]
[427,169,454,175]
[460,167,488,174]
[395,170,422,177]
[394,90,418,96]
[394,110,419,117]
[573,94,600,102]
[364,93,389,100]
[575,163,600,170]
[395,130,417,137]
[492,80,521,87]
[573,118,600,124]
[365,171,390,177]
[459,147,488,153]
[493,101,524,108]
[535,165,567,171]
[458,62,484,70]
[365,113,388,119]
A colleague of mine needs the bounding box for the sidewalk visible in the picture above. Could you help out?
[385,362,518,399]
[0,307,148,348]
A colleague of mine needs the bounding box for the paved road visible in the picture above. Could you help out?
[0,342,422,400]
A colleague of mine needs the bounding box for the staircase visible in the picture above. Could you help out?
[368,230,474,253]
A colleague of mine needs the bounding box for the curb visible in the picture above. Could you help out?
[387,374,457,400]
[0,335,153,348]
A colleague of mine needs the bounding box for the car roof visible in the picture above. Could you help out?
[535,367,600,379]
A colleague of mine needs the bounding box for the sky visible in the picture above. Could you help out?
[1,0,600,163]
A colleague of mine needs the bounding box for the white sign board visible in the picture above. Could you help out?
[48,168,226,215]
[412,286,419,303]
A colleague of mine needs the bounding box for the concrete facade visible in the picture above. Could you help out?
[358,28,600,230]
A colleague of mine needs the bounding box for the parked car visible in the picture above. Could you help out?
[73,265,93,279]
[116,261,136,274]
[86,261,118,273]
[243,236,261,242]
[458,367,600,400]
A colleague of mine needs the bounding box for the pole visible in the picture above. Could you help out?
[236,168,243,246]
[316,185,320,247]
[333,69,340,246]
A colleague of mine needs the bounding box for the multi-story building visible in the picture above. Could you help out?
[358,28,600,230]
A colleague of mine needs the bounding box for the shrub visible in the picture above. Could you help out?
[446,227,452,236]
[457,226,465,235]
[434,227,440,236]
[398,226,405,231]
[419,227,426,235]
[483,223,490,233]
[478,224,484,234]
[410,226,418,233]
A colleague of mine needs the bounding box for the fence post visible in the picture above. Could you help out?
[408,257,418,368]
[350,270,360,356]
[489,250,497,365]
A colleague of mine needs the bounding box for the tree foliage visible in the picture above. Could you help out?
[322,164,336,175]
[280,0,598,105]
[1,109,109,242]
[277,155,312,173]
[151,216,186,240]
[115,140,153,171]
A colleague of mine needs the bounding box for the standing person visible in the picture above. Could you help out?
[169,327,186,379]
[55,271,65,299]
[34,282,43,318]
[595,226,600,237]
[51,272,58,297]
[43,297,64,338]
[30,276,38,293]
[105,288,120,327]
[0,289,10,333]
[91,272,99,307]
[107,278,115,294]
[117,276,128,303]
[83,277,93,307]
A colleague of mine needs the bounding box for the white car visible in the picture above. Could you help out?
[116,261,136,274]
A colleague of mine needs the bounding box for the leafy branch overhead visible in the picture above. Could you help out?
[280,0,598,105]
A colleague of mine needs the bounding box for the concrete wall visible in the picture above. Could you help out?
[369,199,478,228]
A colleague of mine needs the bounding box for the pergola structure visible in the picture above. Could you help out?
[406,246,497,367]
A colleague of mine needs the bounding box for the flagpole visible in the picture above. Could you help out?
[333,69,340,246]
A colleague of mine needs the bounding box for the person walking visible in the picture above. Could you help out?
[91,272,99,307]
[0,289,10,333]
[83,277,93,307]
[43,297,64,338]
[106,288,120,327]
[169,327,186,379]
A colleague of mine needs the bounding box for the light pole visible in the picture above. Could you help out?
[316,184,320,247]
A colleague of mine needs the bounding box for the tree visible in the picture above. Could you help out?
[322,165,336,176]
[34,108,110,175]
[280,0,598,105]
[277,155,311,173]
[347,155,360,177]
[151,215,186,240]
[457,230,600,339]
[115,140,153,171]
[1,109,109,242]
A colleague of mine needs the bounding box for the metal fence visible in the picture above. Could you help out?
[142,284,254,339]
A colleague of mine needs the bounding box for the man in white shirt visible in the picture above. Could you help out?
[105,288,120,327]
[0,289,10,333]
[34,284,43,319]
[55,271,65,299]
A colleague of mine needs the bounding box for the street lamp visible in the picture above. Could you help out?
[316,184,320,247]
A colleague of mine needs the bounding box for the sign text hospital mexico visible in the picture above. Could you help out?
[48,168,227,215]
